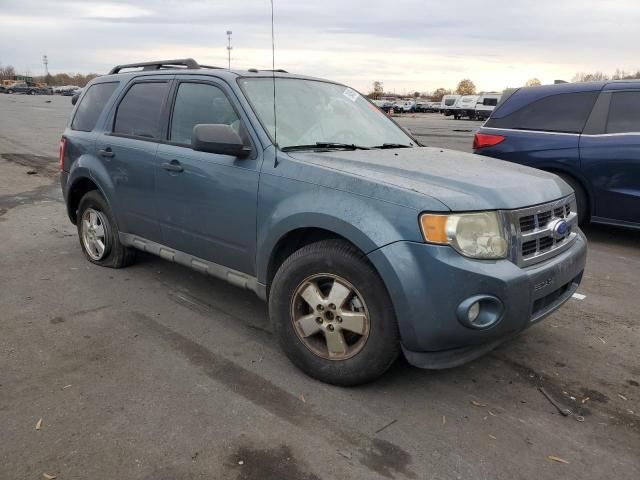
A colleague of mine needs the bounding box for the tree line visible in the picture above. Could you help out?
[0,65,99,87]
[368,68,640,102]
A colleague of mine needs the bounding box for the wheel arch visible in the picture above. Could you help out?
[265,227,363,294]
[540,166,593,217]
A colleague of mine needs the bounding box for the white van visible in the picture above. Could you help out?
[440,94,460,116]
[475,93,502,121]
[452,95,480,119]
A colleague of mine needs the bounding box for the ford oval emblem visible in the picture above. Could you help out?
[550,219,569,239]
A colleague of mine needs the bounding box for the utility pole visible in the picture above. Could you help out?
[42,55,49,77]
[226,30,233,70]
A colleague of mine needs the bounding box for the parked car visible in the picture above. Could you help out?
[428,101,441,112]
[5,82,39,95]
[440,94,460,116]
[379,99,395,113]
[474,81,640,228]
[452,95,480,119]
[475,93,502,121]
[60,58,586,385]
[417,101,440,113]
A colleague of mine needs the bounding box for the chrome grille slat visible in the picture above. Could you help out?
[505,195,578,267]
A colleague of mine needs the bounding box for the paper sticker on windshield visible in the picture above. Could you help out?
[343,88,359,102]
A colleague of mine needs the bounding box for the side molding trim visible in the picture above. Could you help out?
[120,233,268,301]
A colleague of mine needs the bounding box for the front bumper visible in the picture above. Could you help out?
[367,230,587,368]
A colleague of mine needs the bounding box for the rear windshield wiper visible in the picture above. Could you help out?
[371,143,413,149]
[282,142,370,152]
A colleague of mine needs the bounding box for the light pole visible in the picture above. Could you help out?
[42,55,49,77]
[226,30,233,70]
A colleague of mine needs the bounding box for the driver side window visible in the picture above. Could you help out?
[170,82,241,146]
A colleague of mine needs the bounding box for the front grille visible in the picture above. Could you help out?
[508,195,578,267]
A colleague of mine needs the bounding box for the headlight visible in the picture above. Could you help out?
[420,211,508,259]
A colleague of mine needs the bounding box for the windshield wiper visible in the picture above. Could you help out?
[371,143,413,149]
[282,142,370,152]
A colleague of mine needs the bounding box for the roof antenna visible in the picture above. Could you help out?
[270,0,279,166]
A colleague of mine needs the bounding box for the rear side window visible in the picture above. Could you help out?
[71,82,118,132]
[483,98,498,106]
[486,92,598,133]
[170,82,241,145]
[606,91,640,133]
[113,82,170,139]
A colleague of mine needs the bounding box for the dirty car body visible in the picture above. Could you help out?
[59,59,587,385]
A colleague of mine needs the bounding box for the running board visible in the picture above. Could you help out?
[119,233,267,300]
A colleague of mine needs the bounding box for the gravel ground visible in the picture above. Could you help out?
[0,94,638,480]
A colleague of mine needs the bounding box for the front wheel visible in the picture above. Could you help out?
[269,240,400,386]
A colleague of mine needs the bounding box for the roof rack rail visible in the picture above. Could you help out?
[247,68,289,73]
[108,58,223,75]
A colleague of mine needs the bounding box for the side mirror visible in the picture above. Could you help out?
[192,124,251,158]
[71,92,81,105]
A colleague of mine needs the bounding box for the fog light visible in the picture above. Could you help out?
[468,302,481,323]
[457,295,504,329]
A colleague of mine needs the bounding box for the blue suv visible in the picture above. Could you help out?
[474,81,640,228]
[60,59,587,385]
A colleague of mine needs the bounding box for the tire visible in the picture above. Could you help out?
[76,190,135,268]
[29,90,36,95]
[7,89,13,94]
[556,173,589,225]
[269,239,400,386]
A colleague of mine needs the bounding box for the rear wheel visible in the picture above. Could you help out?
[557,173,589,225]
[269,240,399,386]
[77,190,135,268]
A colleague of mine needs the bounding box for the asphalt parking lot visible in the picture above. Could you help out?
[1,94,638,480]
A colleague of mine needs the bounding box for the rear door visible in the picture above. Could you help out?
[97,76,172,241]
[580,89,640,224]
[154,76,262,275]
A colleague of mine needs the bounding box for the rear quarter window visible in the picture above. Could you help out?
[71,82,119,132]
[486,92,598,133]
[606,91,640,133]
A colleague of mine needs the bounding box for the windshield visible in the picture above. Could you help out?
[238,78,414,149]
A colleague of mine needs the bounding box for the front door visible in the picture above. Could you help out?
[155,78,262,275]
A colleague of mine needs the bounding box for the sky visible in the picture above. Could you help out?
[1,0,640,93]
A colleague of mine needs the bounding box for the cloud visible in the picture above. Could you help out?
[1,0,639,92]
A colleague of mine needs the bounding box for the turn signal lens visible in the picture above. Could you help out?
[420,214,449,244]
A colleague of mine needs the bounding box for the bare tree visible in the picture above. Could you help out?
[368,81,384,99]
[525,78,541,87]
[572,71,609,82]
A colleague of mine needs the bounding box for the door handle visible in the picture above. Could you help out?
[98,148,115,158]
[161,160,184,173]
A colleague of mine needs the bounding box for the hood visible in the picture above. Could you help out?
[287,147,572,211]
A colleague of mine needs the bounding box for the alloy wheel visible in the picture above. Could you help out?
[81,208,109,260]
[290,274,371,360]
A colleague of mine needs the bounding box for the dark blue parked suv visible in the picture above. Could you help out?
[474,81,640,229]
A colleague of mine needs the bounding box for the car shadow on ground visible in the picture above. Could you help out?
[583,222,640,249]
